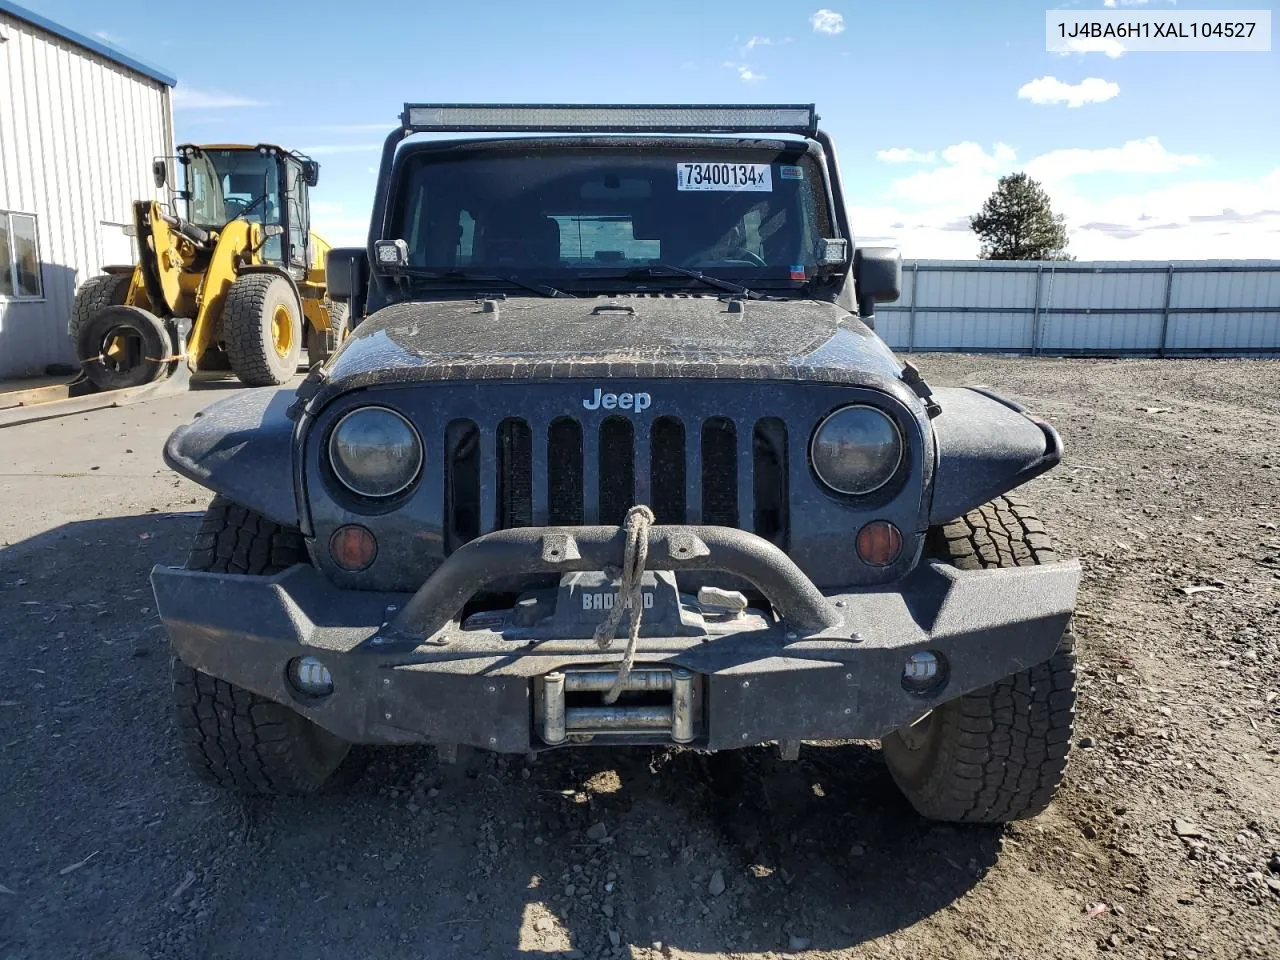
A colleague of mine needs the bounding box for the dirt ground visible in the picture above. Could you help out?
[1,356,1277,960]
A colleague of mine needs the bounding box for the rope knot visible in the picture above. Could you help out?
[592,504,655,704]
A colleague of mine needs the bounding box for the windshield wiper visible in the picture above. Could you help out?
[393,267,572,299]
[598,265,768,300]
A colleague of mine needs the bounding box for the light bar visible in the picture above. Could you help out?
[401,103,818,136]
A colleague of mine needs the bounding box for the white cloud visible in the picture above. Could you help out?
[886,141,1016,208]
[1057,35,1126,57]
[877,147,938,164]
[1103,1,1176,7]
[723,62,767,83]
[810,9,845,35]
[172,87,267,110]
[1018,76,1120,108]
[93,30,125,45]
[743,35,772,52]
[1026,137,1203,182]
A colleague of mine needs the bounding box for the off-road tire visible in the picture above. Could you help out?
[171,495,353,795]
[221,274,302,387]
[881,495,1076,823]
[305,301,348,367]
[69,273,131,344]
[76,304,169,391]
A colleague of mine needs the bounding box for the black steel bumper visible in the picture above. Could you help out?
[150,524,1080,752]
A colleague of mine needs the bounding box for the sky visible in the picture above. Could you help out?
[34,0,1280,260]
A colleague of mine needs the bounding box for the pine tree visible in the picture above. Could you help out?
[970,172,1073,261]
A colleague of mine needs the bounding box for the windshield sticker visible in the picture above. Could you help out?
[677,162,773,192]
[779,165,805,180]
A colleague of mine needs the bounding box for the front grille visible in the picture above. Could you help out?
[443,414,790,552]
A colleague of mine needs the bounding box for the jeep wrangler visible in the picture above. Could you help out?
[152,104,1080,822]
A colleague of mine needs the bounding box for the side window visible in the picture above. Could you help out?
[0,212,42,299]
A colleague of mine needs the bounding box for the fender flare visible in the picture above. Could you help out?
[163,387,300,528]
[927,387,1063,526]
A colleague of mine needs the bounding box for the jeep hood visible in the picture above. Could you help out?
[319,297,905,396]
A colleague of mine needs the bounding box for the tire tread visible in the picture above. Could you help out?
[883,494,1077,823]
[172,496,347,795]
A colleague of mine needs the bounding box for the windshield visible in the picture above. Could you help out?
[388,144,831,287]
[186,150,282,231]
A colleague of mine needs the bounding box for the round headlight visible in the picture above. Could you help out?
[329,406,422,498]
[810,405,903,495]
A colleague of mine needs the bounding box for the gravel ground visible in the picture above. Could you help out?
[0,356,1277,960]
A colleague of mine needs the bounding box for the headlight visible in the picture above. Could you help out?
[810,404,903,495]
[328,406,422,498]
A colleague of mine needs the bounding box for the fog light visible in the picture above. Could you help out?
[330,524,377,571]
[288,656,334,697]
[856,520,902,566]
[902,650,946,694]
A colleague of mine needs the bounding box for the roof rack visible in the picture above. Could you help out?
[399,103,818,137]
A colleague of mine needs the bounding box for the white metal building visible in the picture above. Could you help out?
[0,1,175,379]
[878,259,1280,357]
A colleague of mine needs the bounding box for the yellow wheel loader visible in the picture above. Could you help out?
[70,143,347,390]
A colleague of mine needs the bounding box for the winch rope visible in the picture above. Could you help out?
[592,504,656,705]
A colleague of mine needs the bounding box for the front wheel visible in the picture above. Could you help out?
[171,496,353,795]
[881,495,1077,823]
[222,274,302,387]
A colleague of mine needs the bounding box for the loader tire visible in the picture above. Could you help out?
[881,495,1077,823]
[171,495,353,795]
[76,305,169,391]
[222,274,302,387]
[306,301,348,367]
[69,273,131,344]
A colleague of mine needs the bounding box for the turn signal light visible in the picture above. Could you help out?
[330,524,377,571]
[855,520,902,566]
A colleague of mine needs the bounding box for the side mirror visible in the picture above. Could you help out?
[853,246,902,318]
[326,247,368,302]
[303,160,320,187]
[152,158,168,189]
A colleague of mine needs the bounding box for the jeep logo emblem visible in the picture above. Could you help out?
[582,388,651,413]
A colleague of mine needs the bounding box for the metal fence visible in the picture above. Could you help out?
[875,260,1280,356]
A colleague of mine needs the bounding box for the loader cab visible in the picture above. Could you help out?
[175,143,319,277]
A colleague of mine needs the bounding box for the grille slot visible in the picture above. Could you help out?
[445,413,789,546]
[598,417,635,526]
[497,418,532,528]
[700,417,738,526]
[547,417,584,525]
[444,419,480,553]
[752,417,789,549]
[650,417,686,524]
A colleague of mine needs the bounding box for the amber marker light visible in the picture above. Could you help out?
[330,524,377,571]
[856,521,902,566]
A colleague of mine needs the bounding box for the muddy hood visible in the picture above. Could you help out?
[319,296,906,394]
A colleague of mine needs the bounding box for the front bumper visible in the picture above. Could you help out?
[150,524,1079,752]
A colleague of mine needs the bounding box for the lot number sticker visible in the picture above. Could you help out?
[677,162,773,192]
